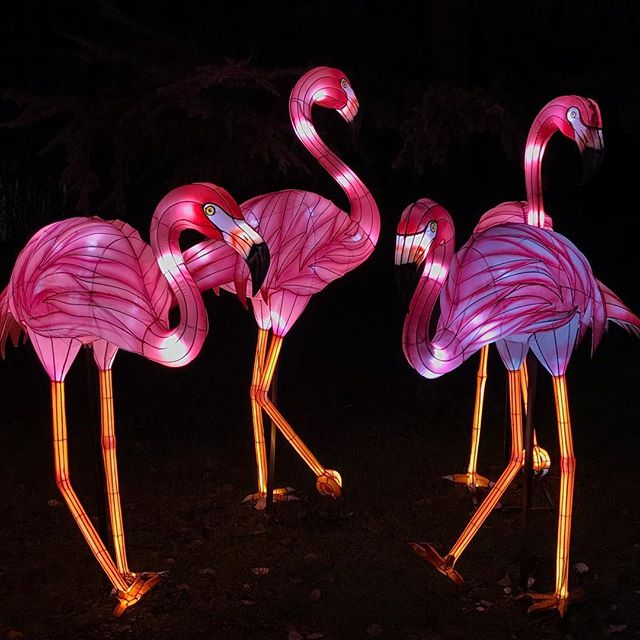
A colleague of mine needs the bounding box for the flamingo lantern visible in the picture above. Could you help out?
[184,67,380,503]
[0,183,269,614]
[451,96,604,492]
[395,196,640,615]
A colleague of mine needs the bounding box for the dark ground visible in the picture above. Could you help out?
[1,268,640,640]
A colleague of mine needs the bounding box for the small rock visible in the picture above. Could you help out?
[475,599,493,612]
[251,567,269,576]
[288,631,303,640]
[47,499,63,508]
[604,624,627,635]
[175,583,190,591]
[240,599,256,606]
[306,633,324,639]
[304,553,318,565]
[199,567,215,575]
[527,576,535,589]
[164,557,175,566]
[503,587,512,595]
[366,623,383,637]
[309,589,322,602]
[497,574,512,588]
[575,562,589,574]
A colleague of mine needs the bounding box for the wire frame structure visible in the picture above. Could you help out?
[0,183,269,614]
[184,67,380,504]
[395,189,640,614]
[450,95,602,492]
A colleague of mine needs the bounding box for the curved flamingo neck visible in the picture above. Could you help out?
[403,234,458,379]
[524,114,562,228]
[289,95,380,246]
[147,205,208,366]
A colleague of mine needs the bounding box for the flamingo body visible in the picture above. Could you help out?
[185,67,379,500]
[187,188,375,335]
[8,217,173,371]
[0,182,268,611]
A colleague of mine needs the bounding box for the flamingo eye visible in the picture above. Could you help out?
[340,78,348,90]
[567,108,579,121]
[429,221,438,234]
[204,204,216,217]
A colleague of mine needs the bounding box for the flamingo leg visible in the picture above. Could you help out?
[250,328,269,496]
[251,335,342,498]
[52,380,160,616]
[525,375,575,616]
[412,369,524,584]
[99,369,130,575]
[243,329,297,504]
[450,345,492,491]
[51,382,128,590]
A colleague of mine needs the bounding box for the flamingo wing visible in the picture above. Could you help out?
[9,217,172,353]
[437,224,605,360]
[474,201,554,235]
[240,190,371,297]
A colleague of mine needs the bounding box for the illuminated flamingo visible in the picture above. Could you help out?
[0,183,269,614]
[185,67,380,502]
[451,96,604,491]
[396,199,640,615]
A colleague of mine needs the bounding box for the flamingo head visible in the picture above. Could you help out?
[162,182,270,296]
[297,66,360,124]
[546,96,604,183]
[395,198,454,312]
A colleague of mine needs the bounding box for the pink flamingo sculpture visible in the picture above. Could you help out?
[184,67,380,502]
[451,96,604,491]
[0,183,269,614]
[395,198,640,615]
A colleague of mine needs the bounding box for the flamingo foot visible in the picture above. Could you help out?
[532,445,551,476]
[443,472,493,492]
[316,470,342,498]
[242,487,299,509]
[409,542,464,585]
[520,591,575,617]
[113,571,163,617]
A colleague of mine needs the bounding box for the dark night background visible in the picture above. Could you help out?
[1,2,640,639]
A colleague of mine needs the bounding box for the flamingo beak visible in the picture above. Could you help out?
[579,127,604,184]
[246,241,270,296]
[395,261,424,314]
[350,111,362,146]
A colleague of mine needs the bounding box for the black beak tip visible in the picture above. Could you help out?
[395,262,420,314]
[247,242,270,296]
[350,112,362,145]
[580,148,604,185]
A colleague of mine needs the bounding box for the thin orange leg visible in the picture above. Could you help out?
[450,345,491,491]
[51,382,127,590]
[252,335,342,498]
[99,369,130,575]
[520,361,551,474]
[52,380,159,616]
[526,375,575,616]
[412,370,524,583]
[250,328,269,496]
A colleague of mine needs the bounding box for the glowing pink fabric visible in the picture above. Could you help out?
[0,183,252,380]
[184,67,379,337]
[399,199,640,380]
